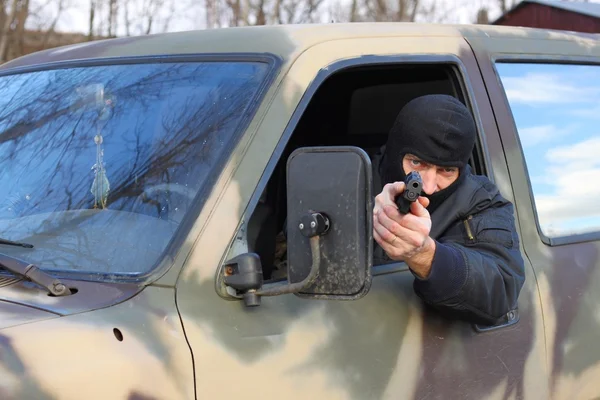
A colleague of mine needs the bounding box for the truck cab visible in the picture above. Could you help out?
[0,22,599,400]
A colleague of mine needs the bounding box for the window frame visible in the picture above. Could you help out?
[232,54,493,280]
[491,54,600,247]
[0,53,282,284]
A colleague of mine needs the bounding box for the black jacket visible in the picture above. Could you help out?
[372,151,526,327]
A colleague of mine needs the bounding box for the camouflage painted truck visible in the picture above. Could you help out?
[0,22,598,400]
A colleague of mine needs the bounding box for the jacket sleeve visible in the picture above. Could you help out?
[411,201,526,326]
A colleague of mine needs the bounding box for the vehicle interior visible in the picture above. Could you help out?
[244,62,487,282]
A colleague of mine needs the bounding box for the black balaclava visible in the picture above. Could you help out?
[379,94,477,213]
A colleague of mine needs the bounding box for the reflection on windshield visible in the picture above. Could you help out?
[0,60,269,277]
[496,62,600,238]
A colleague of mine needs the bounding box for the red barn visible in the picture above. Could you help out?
[492,0,600,33]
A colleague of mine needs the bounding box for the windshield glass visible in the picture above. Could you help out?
[0,60,270,279]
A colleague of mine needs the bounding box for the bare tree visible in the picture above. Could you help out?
[0,0,81,61]
[364,0,421,22]
[88,0,96,39]
[476,7,489,24]
[254,0,267,25]
[13,0,31,55]
[108,0,118,37]
[0,0,30,62]
[328,0,444,23]
[210,0,326,27]
[40,0,66,48]
[0,0,6,35]
[499,0,517,13]
[161,0,176,32]
[349,0,358,22]
[0,0,20,62]
[1,0,509,64]
[223,0,242,26]
[118,0,176,35]
[205,0,221,28]
[124,0,131,35]
[83,0,178,38]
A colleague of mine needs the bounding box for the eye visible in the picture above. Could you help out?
[440,167,457,175]
[410,159,421,166]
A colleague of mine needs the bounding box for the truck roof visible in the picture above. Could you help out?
[1,22,599,71]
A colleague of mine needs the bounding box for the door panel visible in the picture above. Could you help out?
[470,35,600,400]
[176,35,546,399]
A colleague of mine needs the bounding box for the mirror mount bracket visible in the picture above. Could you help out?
[256,235,321,297]
[222,212,328,307]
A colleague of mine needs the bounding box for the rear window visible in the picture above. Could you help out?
[495,62,600,239]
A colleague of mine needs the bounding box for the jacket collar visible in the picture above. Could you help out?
[429,166,499,239]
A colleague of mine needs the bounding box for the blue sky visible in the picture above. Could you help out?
[496,62,600,237]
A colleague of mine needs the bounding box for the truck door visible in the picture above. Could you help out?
[176,32,547,399]
[472,32,600,399]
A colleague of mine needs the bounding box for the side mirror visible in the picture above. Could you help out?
[286,146,373,300]
[221,146,373,306]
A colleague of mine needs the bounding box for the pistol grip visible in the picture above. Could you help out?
[396,196,412,215]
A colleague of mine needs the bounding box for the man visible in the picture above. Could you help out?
[371,94,525,327]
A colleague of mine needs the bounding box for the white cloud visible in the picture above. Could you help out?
[535,178,600,234]
[571,104,600,119]
[531,137,600,235]
[519,124,566,147]
[546,137,600,166]
[529,174,552,187]
[502,72,598,105]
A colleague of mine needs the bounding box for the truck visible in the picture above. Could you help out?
[0,22,598,400]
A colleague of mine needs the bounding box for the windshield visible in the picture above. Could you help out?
[0,59,270,279]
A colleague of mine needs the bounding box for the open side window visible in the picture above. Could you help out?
[232,61,487,285]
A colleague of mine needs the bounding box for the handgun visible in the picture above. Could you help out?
[395,171,423,214]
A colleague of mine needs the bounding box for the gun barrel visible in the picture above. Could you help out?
[395,171,423,214]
